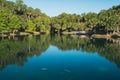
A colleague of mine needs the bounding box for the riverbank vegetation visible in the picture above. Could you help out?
[0,0,120,37]
[0,0,50,36]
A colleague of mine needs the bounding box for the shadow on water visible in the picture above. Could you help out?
[0,34,120,70]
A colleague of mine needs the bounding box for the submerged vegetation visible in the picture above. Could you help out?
[0,0,120,37]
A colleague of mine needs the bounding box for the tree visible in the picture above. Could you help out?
[8,15,20,35]
[0,0,6,7]
[27,20,35,32]
[16,0,23,5]
[0,12,8,35]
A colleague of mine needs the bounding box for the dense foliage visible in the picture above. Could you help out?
[51,6,120,34]
[0,0,50,34]
[0,0,120,35]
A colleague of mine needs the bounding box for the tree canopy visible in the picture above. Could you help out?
[0,0,120,35]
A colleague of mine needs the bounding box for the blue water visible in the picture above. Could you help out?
[0,45,120,80]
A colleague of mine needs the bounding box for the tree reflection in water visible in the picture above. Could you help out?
[0,34,120,70]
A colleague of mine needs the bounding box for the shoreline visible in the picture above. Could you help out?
[0,31,120,39]
[92,33,120,39]
[0,32,47,37]
[63,31,120,39]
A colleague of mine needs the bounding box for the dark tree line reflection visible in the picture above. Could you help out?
[0,35,50,70]
[0,35,120,70]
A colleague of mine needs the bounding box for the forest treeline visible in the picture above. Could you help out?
[0,0,50,35]
[0,0,120,35]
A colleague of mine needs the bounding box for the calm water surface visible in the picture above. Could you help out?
[0,35,120,80]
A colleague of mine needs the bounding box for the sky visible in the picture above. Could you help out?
[8,0,120,17]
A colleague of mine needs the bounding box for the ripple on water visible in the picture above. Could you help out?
[41,68,48,71]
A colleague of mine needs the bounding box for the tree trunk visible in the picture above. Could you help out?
[113,29,116,34]
[13,30,15,35]
[117,26,120,33]
[2,32,4,40]
[12,30,15,40]
[106,29,109,36]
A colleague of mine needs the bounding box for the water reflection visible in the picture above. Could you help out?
[0,35,120,80]
[0,35,50,70]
